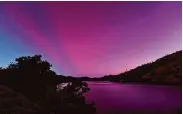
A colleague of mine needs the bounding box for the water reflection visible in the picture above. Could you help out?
[86,82,181,114]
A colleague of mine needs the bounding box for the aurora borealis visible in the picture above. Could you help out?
[0,2,182,77]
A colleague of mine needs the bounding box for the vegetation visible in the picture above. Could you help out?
[0,55,95,114]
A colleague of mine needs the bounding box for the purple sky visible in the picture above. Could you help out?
[0,1,182,77]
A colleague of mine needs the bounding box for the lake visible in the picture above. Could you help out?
[86,81,181,114]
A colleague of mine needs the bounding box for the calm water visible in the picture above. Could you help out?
[86,81,181,114]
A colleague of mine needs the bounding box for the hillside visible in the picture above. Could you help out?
[142,51,181,84]
[0,86,41,114]
[93,50,182,85]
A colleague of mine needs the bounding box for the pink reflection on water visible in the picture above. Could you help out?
[86,82,181,114]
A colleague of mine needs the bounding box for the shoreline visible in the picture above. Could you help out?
[84,80,181,86]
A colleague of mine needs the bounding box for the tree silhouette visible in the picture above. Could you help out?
[0,55,95,114]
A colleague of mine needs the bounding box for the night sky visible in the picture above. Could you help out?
[0,2,182,77]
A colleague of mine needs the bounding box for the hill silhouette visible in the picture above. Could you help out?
[83,50,182,85]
